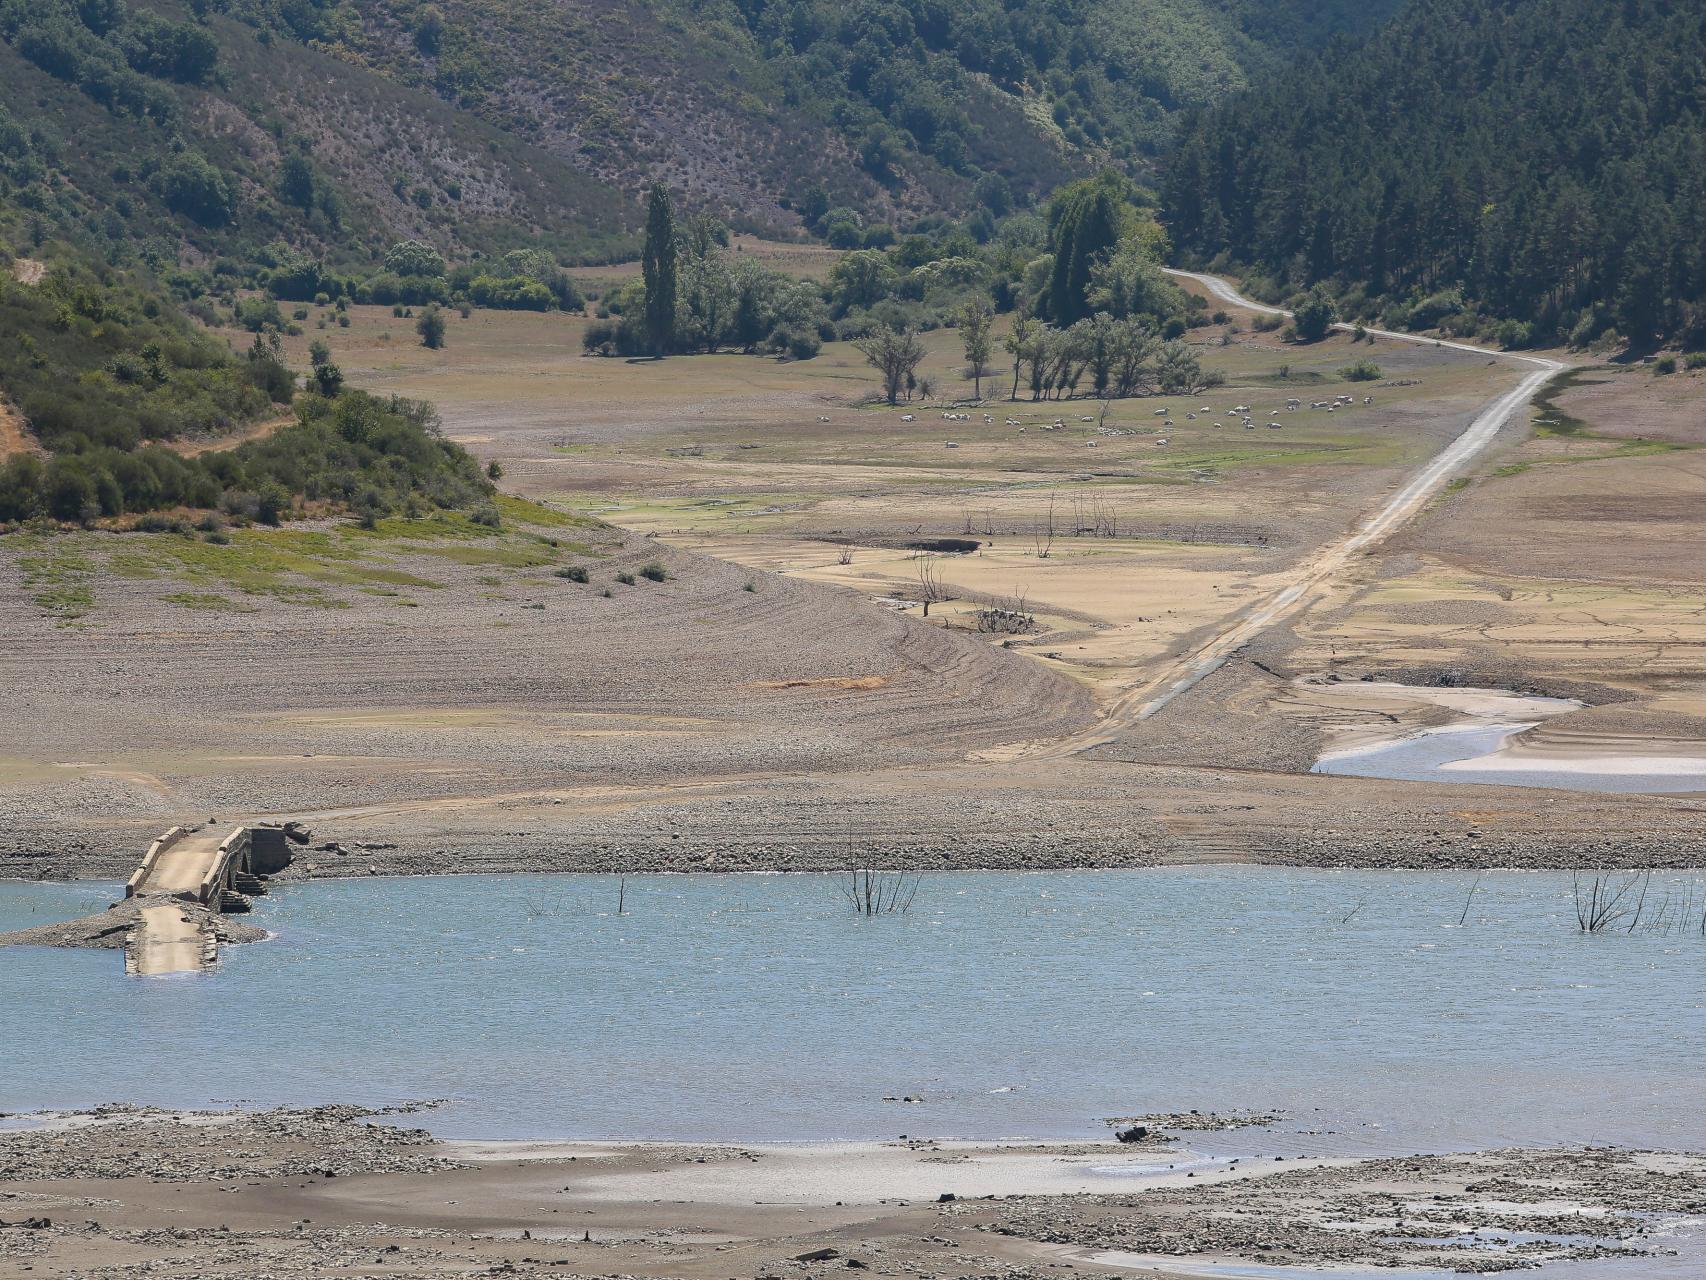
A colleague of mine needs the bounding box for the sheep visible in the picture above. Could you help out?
[900,414,915,422]
[1153,408,1168,416]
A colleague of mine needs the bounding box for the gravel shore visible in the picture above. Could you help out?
[2,1106,1700,1279]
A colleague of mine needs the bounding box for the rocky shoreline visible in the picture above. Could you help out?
[2,1106,1701,1280]
[8,805,1706,886]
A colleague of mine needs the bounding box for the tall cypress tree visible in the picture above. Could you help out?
[1047,177,1125,325]
[641,182,678,357]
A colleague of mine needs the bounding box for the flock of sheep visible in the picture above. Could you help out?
[865,392,1378,450]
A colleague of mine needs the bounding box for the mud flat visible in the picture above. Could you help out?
[2,1105,1702,1279]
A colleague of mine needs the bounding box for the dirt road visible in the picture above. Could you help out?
[1040,272,1567,755]
[165,414,295,457]
[0,396,41,459]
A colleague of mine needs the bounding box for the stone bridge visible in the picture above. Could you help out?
[123,823,296,975]
[126,824,295,910]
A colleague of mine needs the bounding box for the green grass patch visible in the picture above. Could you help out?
[18,546,97,620]
[415,542,559,567]
[492,494,601,529]
[161,591,253,612]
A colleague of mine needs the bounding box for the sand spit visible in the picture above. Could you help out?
[1,1106,1701,1279]
[0,896,266,951]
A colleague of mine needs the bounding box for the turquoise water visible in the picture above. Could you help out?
[2,869,1703,1149]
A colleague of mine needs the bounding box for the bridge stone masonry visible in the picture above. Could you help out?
[126,823,298,913]
[108,821,301,976]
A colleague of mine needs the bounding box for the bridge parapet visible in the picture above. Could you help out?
[129,822,295,909]
[125,826,186,900]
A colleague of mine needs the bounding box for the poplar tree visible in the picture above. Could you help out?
[641,182,678,357]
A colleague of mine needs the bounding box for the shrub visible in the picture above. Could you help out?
[774,326,822,360]
[1291,286,1337,342]
[469,503,500,527]
[416,306,446,349]
[1653,355,1677,375]
[1686,353,1706,370]
[1339,359,1383,382]
[1493,318,1534,349]
[155,152,234,227]
[615,570,636,585]
[554,565,589,582]
[639,561,667,581]
[134,512,190,533]
[1407,289,1466,331]
[234,296,285,332]
[468,275,554,310]
[383,240,446,278]
[254,480,290,525]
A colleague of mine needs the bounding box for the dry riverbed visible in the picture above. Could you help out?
[1,1105,1701,1278]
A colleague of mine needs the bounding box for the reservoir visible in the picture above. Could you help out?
[4,868,1702,1151]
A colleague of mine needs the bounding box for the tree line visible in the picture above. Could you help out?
[619,175,1219,405]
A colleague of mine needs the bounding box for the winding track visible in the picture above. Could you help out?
[1040,270,1567,757]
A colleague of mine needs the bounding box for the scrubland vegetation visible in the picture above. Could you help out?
[0,260,492,525]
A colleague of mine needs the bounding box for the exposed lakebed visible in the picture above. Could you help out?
[1303,680,1706,793]
[2,868,1703,1152]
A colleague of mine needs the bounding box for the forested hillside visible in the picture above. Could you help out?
[0,0,1405,283]
[1165,0,1706,347]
